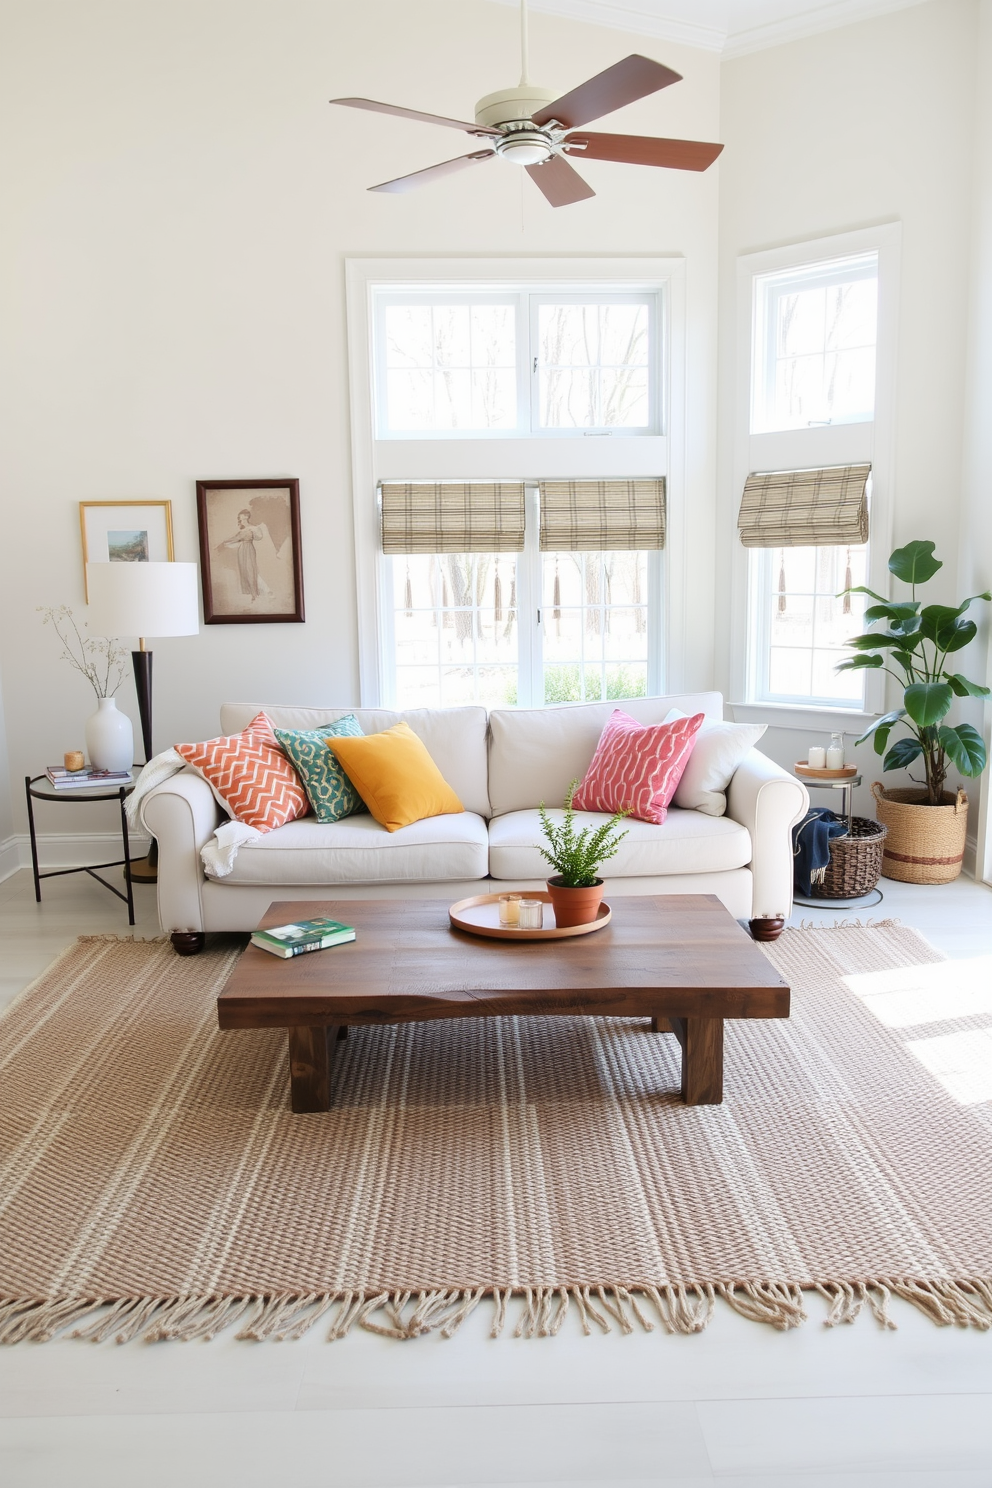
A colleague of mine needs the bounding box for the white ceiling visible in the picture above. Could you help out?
[488,0,928,57]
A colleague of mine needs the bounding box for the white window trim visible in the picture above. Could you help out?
[346,256,687,707]
[728,223,901,726]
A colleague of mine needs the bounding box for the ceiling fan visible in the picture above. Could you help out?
[329,0,723,208]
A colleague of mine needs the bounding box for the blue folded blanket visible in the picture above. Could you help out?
[792,808,848,897]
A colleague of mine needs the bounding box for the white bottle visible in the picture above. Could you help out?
[826,733,845,770]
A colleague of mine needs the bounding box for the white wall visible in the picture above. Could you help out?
[959,0,992,879]
[0,0,720,848]
[716,0,982,821]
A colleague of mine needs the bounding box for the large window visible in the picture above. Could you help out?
[375,290,659,438]
[348,259,683,708]
[736,230,897,716]
[385,484,663,709]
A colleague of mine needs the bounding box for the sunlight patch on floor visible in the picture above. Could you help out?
[905,1027,992,1105]
[841,955,992,1028]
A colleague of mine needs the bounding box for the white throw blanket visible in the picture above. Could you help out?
[126,749,262,878]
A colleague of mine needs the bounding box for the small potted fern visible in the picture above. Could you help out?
[537,782,629,927]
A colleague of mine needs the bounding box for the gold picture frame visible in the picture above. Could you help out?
[79,501,175,601]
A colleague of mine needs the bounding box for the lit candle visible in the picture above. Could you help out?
[807,746,826,769]
[498,894,521,926]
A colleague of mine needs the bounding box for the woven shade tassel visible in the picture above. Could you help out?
[778,552,787,615]
[404,563,413,618]
[494,562,503,624]
[843,549,853,615]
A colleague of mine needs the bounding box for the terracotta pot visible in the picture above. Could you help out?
[546,877,605,928]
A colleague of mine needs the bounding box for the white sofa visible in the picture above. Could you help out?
[141,692,808,954]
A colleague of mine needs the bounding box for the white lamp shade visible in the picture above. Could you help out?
[86,562,200,639]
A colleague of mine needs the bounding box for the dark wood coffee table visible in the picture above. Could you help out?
[217,894,790,1113]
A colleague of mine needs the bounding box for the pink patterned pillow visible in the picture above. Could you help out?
[571,709,705,824]
[175,711,309,833]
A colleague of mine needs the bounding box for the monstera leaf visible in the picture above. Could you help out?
[938,723,987,777]
[882,738,924,772]
[888,540,942,586]
[904,683,953,728]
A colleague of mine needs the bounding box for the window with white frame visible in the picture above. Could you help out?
[375,289,660,438]
[383,480,664,709]
[350,262,679,711]
[737,233,896,713]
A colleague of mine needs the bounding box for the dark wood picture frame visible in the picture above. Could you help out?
[196,479,305,624]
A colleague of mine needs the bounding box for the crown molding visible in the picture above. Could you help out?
[484,0,725,52]
[721,0,927,58]
[485,0,929,58]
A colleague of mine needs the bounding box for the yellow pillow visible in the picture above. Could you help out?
[325,722,464,832]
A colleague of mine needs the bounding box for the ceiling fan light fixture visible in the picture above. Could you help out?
[495,130,554,167]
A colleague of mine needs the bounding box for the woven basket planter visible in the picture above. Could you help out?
[871,782,969,885]
[810,815,888,899]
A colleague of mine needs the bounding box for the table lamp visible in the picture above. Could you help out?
[87,561,200,882]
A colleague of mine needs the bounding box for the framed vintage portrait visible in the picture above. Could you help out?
[195,479,305,624]
[79,500,175,601]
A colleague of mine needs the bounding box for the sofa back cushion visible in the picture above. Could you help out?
[220,704,491,818]
[487,693,724,817]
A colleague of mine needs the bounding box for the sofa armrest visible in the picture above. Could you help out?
[141,769,222,934]
[726,750,809,921]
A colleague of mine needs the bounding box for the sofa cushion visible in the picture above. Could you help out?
[487,693,725,817]
[274,716,367,823]
[211,810,489,886]
[664,709,767,817]
[220,704,490,818]
[572,709,704,824]
[488,807,751,881]
[175,712,309,833]
[327,722,464,832]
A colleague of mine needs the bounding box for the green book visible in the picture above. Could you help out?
[250,916,356,959]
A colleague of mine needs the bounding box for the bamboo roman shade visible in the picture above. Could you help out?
[737,464,871,548]
[379,483,526,554]
[538,480,666,552]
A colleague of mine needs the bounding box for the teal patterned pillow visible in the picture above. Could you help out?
[274,716,367,823]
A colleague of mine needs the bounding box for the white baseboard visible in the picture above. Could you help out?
[0,831,151,884]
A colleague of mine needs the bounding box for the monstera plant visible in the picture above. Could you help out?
[838,540,991,805]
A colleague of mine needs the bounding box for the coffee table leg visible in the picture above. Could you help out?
[669,1016,724,1105]
[288,1024,342,1113]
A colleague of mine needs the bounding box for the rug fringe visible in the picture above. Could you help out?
[4,1276,991,1343]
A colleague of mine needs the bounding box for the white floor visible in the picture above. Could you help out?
[1,865,991,1488]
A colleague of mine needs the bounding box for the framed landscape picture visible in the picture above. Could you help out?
[79,500,175,601]
[196,479,305,624]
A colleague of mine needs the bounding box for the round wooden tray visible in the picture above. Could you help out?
[794,761,858,780]
[448,891,612,941]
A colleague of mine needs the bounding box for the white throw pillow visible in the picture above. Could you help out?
[663,709,767,817]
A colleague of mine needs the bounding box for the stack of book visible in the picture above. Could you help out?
[45,765,134,790]
[251,916,356,959]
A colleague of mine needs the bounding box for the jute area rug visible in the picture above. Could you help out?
[1,923,991,1345]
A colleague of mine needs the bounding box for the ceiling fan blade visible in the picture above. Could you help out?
[369,150,496,195]
[564,132,724,171]
[330,97,499,137]
[526,154,596,208]
[531,55,681,131]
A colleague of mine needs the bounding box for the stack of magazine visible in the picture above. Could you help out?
[251,916,356,959]
[45,765,133,790]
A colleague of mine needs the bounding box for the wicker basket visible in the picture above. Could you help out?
[871,782,968,885]
[809,815,888,899]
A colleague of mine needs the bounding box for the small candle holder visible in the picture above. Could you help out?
[498,893,522,926]
[807,746,826,769]
[63,751,85,773]
[518,898,543,930]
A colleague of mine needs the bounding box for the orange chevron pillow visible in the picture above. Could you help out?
[175,711,309,833]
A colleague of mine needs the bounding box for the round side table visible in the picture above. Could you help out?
[25,773,136,925]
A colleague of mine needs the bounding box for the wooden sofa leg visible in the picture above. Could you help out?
[171,932,206,956]
[749,917,785,942]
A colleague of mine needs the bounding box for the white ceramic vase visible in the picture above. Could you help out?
[85,696,133,773]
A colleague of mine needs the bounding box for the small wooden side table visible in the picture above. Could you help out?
[25,773,136,925]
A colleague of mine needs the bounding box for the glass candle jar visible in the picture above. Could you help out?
[517,898,544,930]
[498,893,521,926]
[807,746,826,769]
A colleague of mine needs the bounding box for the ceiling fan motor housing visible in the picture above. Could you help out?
[474,84,557,129]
